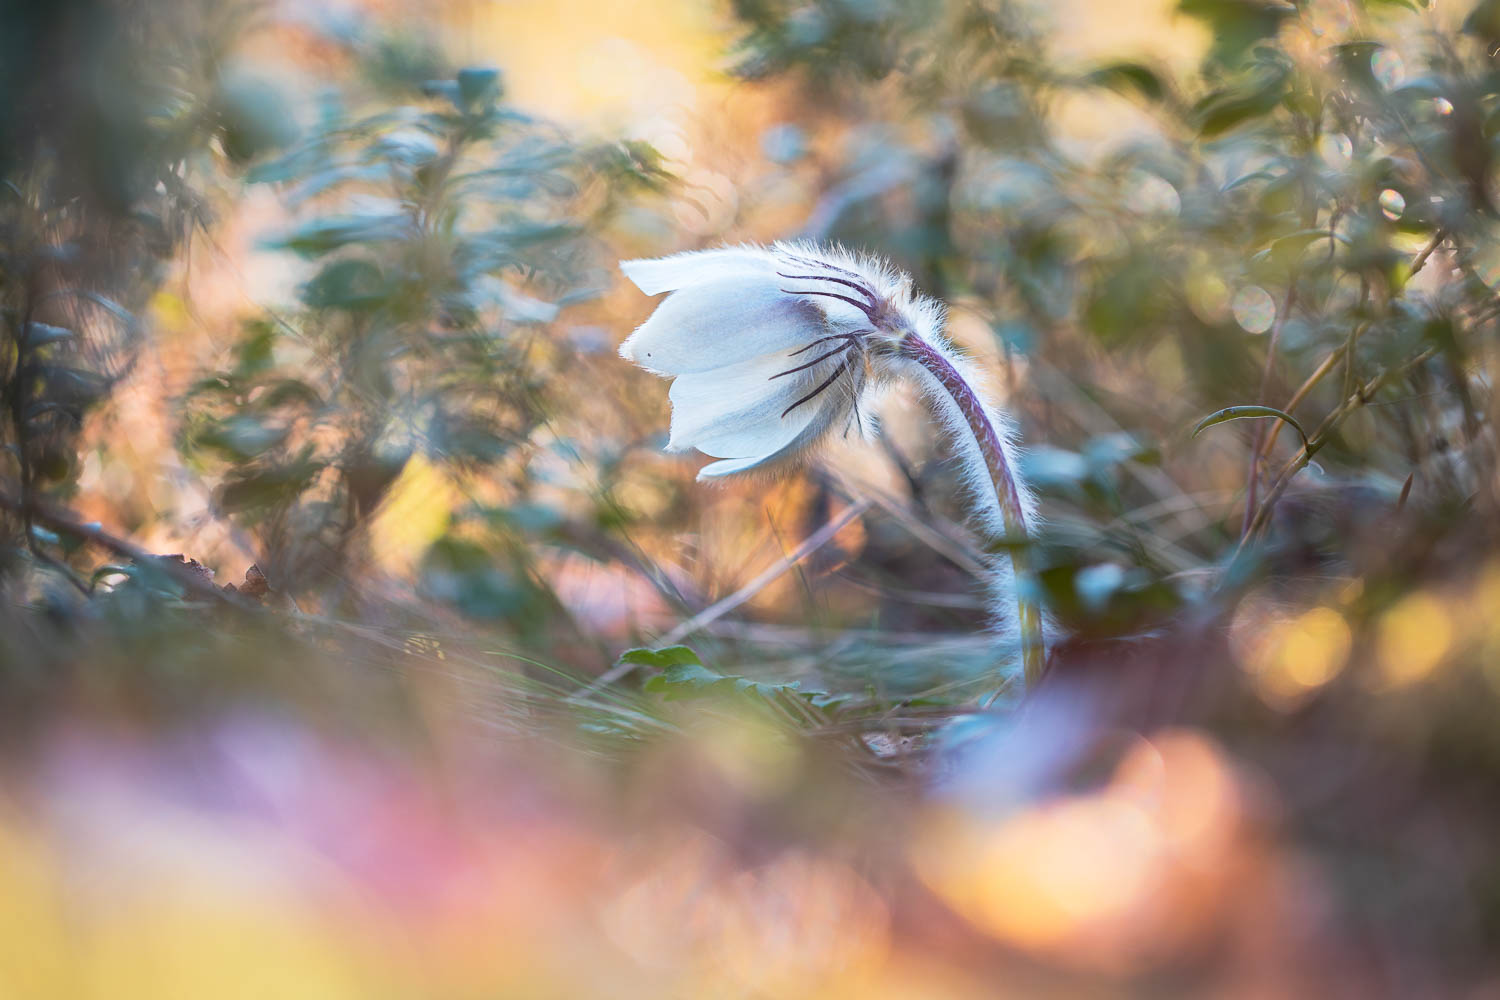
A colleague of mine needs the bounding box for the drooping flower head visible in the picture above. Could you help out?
[620,242,1048,686]
[619,242,945,479]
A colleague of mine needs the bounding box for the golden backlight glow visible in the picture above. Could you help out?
[913,731,1248,975]
[368,453,459,575]
[454,0,727,130]
[1377,591,1453,688]
[8,0,1498,995]
[1231,598,1353,707]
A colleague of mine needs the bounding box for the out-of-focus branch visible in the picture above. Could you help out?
[0,487,240,603]
[1238,347,1438,549]
[1241,286,1297,540]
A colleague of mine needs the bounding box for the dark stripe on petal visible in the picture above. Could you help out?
[769,341,853,380]
[779,287,879,322]
[775,271,879,305]
[781,356,855,418]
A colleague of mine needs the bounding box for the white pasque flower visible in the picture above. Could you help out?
[618,242,940,479]
[619,241,1048,685]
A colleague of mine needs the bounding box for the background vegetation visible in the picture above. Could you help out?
[3,0,1500,995]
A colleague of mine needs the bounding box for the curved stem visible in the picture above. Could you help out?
[896,332,1046,689]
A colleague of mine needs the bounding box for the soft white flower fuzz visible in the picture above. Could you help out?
[619,242,939,479]
[895,333,1041,659]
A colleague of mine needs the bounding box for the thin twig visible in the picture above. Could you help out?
[27,544,90,595]
[852,484,990,578]
[1259,336,1353,462]
[662,499,868,645]
[1342,279,1370,406]
[1409,229,1447,279]
[1241,286,1297,539]
[571,500,871,698]
[1254,232,1444,490]
[1237,347,1438,549]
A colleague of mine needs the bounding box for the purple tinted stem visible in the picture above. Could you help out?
[898,332,1046,689]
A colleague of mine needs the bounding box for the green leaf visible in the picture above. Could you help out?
[1033,560,1182,637]
[1192,404,1309,449]
[1083,254,1171,344]
[426,410,516,465]
[1192,67,1288,136]
[287,164,388,205]
[192,416,288,461]
[1465,0,1500,43]
[217,460,323,511]
[28,525,61,547]
[74,291,134,328]
[1083,432,1160,469]
[22,322,73,348]
[301,258,388,310]
[420,537,538,620]
[259,379,324,409]
[1179,0,1296,67]
[234,321,277,376]
[186,376,236,399]
[1084,61,1167,102]
[456,67,502,108]
[1265,228,1345,270]
[34,366,110,411]
[1330,40,1385,94]
[643,661,801,705]
[1020,446,1090,489]
[269,214,410,258]
[1221,169,1277,193]
[421,80,462,107]
[635,654,849,726]
[619,645,703,670]
[216,71,298,165]
[246,147,323,186]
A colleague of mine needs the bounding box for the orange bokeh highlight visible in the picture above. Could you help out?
[914,730,1255,975]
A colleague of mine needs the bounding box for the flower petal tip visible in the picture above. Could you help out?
[696,454,771,479]
[618,258,655,295]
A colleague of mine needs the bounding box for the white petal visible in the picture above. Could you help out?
[620,248,773,296]
[695,413,837,480]
[800,294,870,328]
[697,454,776,479]
[619,276,824,375]
[666,351,824,459]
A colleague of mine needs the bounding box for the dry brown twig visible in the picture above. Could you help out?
[570,499,872,699]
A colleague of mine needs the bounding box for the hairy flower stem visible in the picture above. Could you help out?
[897,332,1046,689]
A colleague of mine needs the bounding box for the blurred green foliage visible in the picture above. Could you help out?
[0,0,248,588]
[0,0,1494,675]
[731,0,1500,635]
[180,62,610,598]
[0,0,1495,683]
[2,0,1500,992]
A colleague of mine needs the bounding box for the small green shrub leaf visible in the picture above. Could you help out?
[619,645,703,670]
[1192,405,1309,449]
